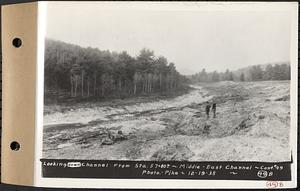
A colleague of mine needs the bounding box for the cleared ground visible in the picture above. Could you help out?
[43,81,291,162]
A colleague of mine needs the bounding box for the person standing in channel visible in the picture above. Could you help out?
[205,102,211,119]
[212,102,216,118]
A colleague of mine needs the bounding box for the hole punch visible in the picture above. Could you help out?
[12,38,22,48]
[10,141,20,151]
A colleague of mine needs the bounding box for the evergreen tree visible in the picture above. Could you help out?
[240,73,245,82]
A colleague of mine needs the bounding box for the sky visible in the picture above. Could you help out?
[46,2,294,75]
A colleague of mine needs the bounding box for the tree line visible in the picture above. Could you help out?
[44,39,188,103]
[190,63,290,83]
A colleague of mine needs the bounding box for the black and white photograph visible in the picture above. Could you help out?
[41,2,296,174]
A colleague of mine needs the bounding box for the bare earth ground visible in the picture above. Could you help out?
[43,81,290,162]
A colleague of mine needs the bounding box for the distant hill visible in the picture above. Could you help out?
[189,61,290,83]
[233,62,290,81]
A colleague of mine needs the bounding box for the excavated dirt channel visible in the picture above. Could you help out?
[43,81,290,162]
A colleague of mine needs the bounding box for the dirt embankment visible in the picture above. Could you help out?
[43,81,290,162]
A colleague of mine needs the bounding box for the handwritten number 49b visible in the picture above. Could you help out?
[266,181,283,188]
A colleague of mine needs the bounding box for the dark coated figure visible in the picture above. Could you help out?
[212,103,216,118]
[205,102,211,119]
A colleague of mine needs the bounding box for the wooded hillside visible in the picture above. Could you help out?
[190,63,290,83]
[44,40,188,103]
